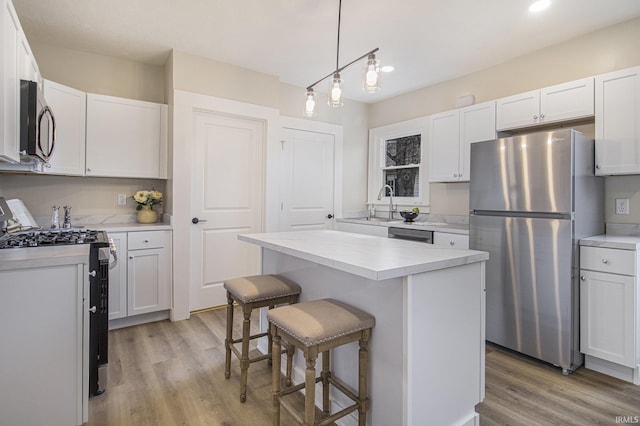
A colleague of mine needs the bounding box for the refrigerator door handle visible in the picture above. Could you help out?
[471,210,573,220]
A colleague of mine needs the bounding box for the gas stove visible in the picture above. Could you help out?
[0,229,106,249]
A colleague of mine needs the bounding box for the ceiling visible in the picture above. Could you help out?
[12,0,640,104]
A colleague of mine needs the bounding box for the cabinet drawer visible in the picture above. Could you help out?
[433,232,469,249]
[128,231,165,250]
[580,246,636,275]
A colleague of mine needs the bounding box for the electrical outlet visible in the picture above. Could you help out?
[615,198,630,215]
[117,193,127,206]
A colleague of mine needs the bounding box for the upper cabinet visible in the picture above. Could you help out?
[428,100,496,183]
[43,80,86,176]
[86,94,168,178]
[496,77,594,131]
[1,0,22,163]
[594,66,640,176]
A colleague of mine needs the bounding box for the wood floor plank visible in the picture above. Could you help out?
[90,309,640,425]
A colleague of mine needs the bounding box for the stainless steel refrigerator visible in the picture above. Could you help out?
[469,129,603,373]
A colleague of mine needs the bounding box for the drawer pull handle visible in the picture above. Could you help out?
[580,276,586,281]
[449,241,455,246]
[144,240,149,243]
[602,259,609,264]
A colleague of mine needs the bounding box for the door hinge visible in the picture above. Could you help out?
[281,140,285,150]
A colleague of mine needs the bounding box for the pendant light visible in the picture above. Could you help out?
[303,0,380,117]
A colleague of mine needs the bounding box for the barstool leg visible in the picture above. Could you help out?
[267,304,274,366]
[239,305,252,403]
[224,293,234,380]
[304,354,318,426]
[285,343,294,387]
[272,330,282,426]
[358,330,371,426]
[321,350,330,414]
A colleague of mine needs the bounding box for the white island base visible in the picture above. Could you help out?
[240,230,488,426]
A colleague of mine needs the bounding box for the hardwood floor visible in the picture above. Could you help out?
[90,308,640,425]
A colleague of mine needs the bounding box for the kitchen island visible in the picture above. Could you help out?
[239,230,489,426]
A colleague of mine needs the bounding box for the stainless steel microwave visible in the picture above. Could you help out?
[20,80,55,164]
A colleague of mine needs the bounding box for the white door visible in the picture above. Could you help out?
[280,128,335,230]
[190,111,264,311]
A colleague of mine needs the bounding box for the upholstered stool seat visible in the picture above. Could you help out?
[268,298,375,426]
[224,274,301,403]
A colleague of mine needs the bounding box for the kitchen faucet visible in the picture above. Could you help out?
[377,184,396,220]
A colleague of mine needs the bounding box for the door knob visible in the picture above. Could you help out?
[327,214,334,219]
[192,217,208,224]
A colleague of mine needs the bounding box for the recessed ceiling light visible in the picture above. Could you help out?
[529,0,551,13]
[381,65,394,73]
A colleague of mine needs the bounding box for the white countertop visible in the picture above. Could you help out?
[0,244,89,271]
[239,230,488,281]
[580,234,640,250]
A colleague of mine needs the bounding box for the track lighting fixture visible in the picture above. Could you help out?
[302,0,380,117]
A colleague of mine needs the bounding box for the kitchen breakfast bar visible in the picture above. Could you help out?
[239,230,489,426]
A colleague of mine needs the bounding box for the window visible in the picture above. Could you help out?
[368,117,429,209]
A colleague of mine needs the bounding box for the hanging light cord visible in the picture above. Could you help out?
[335,0,341,71]
[306,0,378,91]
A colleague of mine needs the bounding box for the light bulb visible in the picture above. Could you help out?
[327,74,343,107]
[363,54,380,93]
[303,89,316,117]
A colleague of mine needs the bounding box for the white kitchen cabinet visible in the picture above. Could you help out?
[0,262,88,425]
[1,0,21,163]
[107,230,172,322]
[594,66,640,175]
[107,232,127,320]
[496,77,594,131]
[579,241,640,385]
[43,79,86,176]
[428,101,496,182]
[433,232,469,249]
[127,230,172,315]
[86,94,168,178]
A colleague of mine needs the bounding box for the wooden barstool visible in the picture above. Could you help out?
[268,298,375,426]
[224,274,301,403]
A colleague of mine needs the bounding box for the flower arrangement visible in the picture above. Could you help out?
[132,189,163,211]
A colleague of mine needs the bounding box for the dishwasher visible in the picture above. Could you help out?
[388,226,434,243]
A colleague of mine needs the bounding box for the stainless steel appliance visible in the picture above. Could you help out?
[388,226,433,243]
[0,228,116,394]
[469,129,604,373]
[20,79,56,164]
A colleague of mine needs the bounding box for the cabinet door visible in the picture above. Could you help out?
[1,0,21,163]
[108,232,127,321]
[428,110,460,182]
[594,66,640,175]
[496,90,540,130]
[459,101,496,181]
[43,80,86,176]
[580,270,636,367]
[86,94,163,178]
[540,77,594,124]
[127,247,171,316]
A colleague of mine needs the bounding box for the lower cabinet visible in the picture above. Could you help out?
[0,262,87,425]
[108,230,172,325]
[579,243,639,384]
